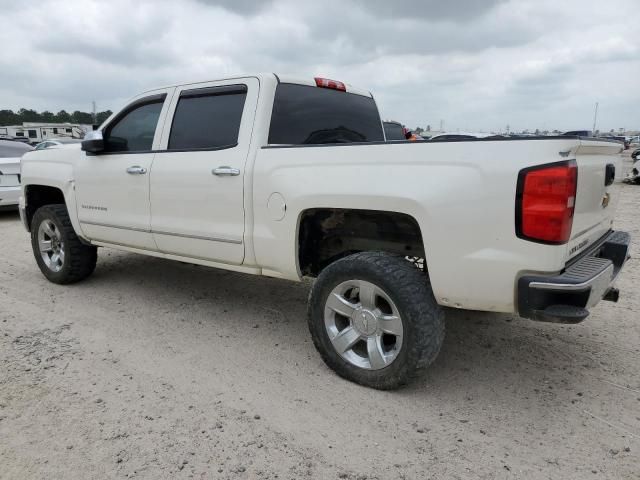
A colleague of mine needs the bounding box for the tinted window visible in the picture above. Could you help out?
[268,83,383,145]
[383,122,405,141]
[169,86,247,150]
[28,130,37,138]
[105,99,164,152]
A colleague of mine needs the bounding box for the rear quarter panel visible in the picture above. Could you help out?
[252,138,586,313]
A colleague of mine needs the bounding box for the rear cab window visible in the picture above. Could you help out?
[268,83,384,145]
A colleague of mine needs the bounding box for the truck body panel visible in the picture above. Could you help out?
[19,73,627,317]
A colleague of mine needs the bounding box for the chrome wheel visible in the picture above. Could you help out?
[37,219,65,273]
[324,280,403,370]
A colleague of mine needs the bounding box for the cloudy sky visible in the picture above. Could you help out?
[0,0,638,132]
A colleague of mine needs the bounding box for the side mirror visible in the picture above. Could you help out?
[81,130,104,153]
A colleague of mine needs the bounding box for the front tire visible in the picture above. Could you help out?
[308,251,445,390]
[30,204,97,284]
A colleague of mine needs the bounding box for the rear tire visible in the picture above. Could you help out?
[30,204,97,284]
[308,251,445,390]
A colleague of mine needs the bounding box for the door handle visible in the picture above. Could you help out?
[126,166,147,175]
[212,166,240,176]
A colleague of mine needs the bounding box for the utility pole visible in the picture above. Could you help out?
[592,102,598,135]
[92,101,97,124]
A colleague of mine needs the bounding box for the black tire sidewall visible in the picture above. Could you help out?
[30,205,97,284]
[308,252,444,390]
[31,206,70,283]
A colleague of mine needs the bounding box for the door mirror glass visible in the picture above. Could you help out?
[81,130,104,153]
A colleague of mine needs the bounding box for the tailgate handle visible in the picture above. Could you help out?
[605,164,615,186]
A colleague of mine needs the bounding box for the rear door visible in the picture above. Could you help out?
[150,77,259,264]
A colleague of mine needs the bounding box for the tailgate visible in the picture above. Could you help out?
[568,139,623,259]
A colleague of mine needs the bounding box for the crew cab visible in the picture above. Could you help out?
[19,74,630,389]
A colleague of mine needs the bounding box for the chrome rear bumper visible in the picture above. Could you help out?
[518,230,631,323]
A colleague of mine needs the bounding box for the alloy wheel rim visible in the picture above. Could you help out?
[324,279,403,370]
[38,219,65,272]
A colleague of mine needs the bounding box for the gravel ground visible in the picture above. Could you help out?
[1,157,639,479]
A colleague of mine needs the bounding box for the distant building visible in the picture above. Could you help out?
[0,122,90,144]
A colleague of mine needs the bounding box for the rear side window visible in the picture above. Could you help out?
[105,96,165,152]
[168,85,247,150]
[268,83,384,145]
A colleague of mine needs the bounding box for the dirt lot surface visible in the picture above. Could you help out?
[1,161,639,479]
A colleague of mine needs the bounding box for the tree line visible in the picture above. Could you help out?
[0,108,113,126]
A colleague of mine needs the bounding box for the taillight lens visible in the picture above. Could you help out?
[516,160,578,244]
[314,77,346,91]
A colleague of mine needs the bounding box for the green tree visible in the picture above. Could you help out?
[55,110,71,122]
[71,110,94,124]
[0,109,18,126]
[96,110,112,125]
[41,111,55,122]
[17,108,40,122]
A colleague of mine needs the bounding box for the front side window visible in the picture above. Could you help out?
[168,85,247,150]
[104,97,165,152]
[268,83,384,145]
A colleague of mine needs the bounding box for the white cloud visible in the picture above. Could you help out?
[0,0,637,131]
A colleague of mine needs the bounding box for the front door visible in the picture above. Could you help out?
[149,78,259,264]
[75,90,173,250]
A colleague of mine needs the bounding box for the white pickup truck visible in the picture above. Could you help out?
[19,74,630,389]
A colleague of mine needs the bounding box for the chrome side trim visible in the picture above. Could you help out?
[80,220,242,244]
[81,220,148,233]
[152,229,242,244]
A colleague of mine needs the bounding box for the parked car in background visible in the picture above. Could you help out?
[383,121,406,141]
[624,156,640,185]
[429,132,486,141]
[562,130,592,137]
[0,139,32,210]
[34,138,82,150]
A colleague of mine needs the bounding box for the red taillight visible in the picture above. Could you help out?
[516,160,578,244]
[314,77,346,91]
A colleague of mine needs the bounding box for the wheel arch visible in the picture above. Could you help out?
[297,208,426,277]
[24,184,67,232]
